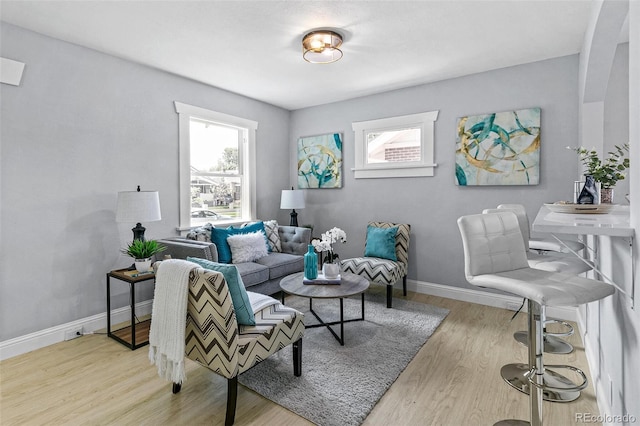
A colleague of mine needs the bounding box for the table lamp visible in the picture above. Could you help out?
[116,186,161,241]
[280,187,305,226]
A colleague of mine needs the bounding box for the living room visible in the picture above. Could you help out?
[1,1,638,425]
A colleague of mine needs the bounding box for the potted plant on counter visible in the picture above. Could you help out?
[571,143,630,203]
[121,239,166,272]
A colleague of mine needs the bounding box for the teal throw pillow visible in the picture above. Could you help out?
[211,221,266,263]
[186,257,255,326]
[364,226,398,261]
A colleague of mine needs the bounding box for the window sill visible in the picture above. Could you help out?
[351,163,437,179]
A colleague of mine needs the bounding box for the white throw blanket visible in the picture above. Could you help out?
[246,291,279,314]
[148,259,197,384]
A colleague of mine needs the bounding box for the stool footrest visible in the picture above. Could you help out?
[544,319,574,338]
[526,364,588,393]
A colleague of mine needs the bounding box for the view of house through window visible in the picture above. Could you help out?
[352,110,438,179]
[366,128,421,164]
[189,118,245,225]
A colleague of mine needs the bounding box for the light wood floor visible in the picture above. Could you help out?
[0,288,600,425]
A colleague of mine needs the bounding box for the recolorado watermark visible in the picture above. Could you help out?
[576,413,637,423]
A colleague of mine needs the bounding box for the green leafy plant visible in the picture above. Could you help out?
[571,143,630,189]
[120,239,166,260]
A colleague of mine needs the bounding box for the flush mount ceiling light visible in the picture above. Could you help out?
[302,30,343,64]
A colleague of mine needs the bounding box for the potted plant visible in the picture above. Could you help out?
[120,239,166,272]
[312,227,347,279]
[571,143,630,203]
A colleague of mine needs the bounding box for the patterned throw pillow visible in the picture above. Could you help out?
[263,220,281,252]
[185,223,214,242]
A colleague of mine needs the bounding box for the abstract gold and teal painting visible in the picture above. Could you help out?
[455,107,540,186]
[298,133,343,188]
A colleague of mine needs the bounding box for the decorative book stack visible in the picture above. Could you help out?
[303,273,341,285]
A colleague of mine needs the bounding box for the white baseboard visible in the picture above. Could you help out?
[407,279,577,322]
[0,300,153,361]
[1,279,578,361]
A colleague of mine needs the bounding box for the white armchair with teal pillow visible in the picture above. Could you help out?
[341,221,411,308]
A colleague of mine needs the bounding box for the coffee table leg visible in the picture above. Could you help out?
[339,298,344,346]
[307,295,365,346]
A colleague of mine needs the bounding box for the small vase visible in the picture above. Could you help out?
[577,175,598,204]
[134,257,153,272]
[304,244,318,280]
[322,263,340,280]
[600,188,614,204]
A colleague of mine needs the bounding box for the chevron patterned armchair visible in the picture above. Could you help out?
[172,268,304,425]
[341,221,411,308]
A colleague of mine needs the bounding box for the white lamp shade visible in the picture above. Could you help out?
[116,190,161,223]
[280,190,305,209]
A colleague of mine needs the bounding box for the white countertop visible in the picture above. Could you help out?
[532,205,634,237]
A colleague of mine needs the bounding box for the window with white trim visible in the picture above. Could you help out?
[175,102,257,230]
[352,111,438,178]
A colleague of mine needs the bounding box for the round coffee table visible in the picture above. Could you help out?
[280,272,369,345]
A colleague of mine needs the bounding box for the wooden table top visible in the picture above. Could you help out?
[279,272,369,299]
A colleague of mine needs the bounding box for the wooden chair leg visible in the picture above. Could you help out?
[225,377,238,426]
[293,338,302,376]
[172,383,182,394]
[386,285,393,308]
[403,275,407,296]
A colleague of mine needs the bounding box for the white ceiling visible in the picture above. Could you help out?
[0,1,626,110]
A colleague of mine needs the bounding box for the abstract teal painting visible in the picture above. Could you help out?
[298,133,343,188]
[455,107,540,186]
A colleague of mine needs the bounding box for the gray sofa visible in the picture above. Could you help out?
[157,224,311,296]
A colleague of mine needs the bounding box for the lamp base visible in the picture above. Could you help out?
[289,210,299,227]
[132,223,146,241]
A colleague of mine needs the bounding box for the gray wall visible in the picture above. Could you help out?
[290,55,581,289]
[0,23,290,341]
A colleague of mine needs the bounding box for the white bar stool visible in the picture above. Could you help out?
[457,212,614,425]
[484,208,590,356]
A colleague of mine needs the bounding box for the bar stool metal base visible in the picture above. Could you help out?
[513,331,574,354]
[501,363,581,402]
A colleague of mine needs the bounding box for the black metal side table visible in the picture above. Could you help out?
[106,268,155,350]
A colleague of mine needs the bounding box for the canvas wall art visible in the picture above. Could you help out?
[455,107,540,186]
[298,133,343,189]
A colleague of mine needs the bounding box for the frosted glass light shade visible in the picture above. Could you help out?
[302,30,343,64]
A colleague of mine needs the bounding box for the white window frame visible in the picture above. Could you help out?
[352,110,439,179]
[174,101,258,231]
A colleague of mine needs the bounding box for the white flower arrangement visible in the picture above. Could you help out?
[312,227,347,263]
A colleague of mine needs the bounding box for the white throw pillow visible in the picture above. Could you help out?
[227,231,269,263]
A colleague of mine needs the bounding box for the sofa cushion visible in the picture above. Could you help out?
[211,221,266,263]
[255,253,304,280]
[234,262,270,287]
[227,231,269,263]
[186,257,255,326]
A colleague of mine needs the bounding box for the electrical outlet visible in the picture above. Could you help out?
[64,326,83,341]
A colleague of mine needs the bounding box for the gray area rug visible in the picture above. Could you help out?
[238,291,449,426]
